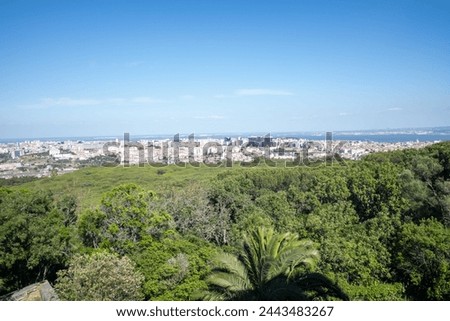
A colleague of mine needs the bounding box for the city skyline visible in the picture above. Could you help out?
[1,0,449,138]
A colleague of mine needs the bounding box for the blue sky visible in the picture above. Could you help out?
[0,0,449,138]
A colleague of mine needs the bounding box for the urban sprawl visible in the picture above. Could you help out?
[0,135,436,179]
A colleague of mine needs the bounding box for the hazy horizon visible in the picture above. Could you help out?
[1,0,449,138]
[2,125,450,144]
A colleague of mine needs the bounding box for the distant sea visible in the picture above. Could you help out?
[1,128,450,144]
[289,133,450,143]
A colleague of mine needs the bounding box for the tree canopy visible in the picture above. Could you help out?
[1,142,450,301]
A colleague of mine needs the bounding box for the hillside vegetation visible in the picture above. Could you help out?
[1,142,449,301]
[6,165,231,211]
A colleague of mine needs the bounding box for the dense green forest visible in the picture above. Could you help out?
[1,142,449,301]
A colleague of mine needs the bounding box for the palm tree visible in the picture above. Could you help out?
[196,227,348,300]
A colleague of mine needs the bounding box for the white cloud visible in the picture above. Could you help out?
[339,112,352,116]
[235,88,295,96]
[387,107,403,111]
[39,98,103,107]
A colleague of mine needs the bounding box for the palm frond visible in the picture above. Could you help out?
[201,227,349,301]
[206,271,251,292]
[213,252,248,278]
